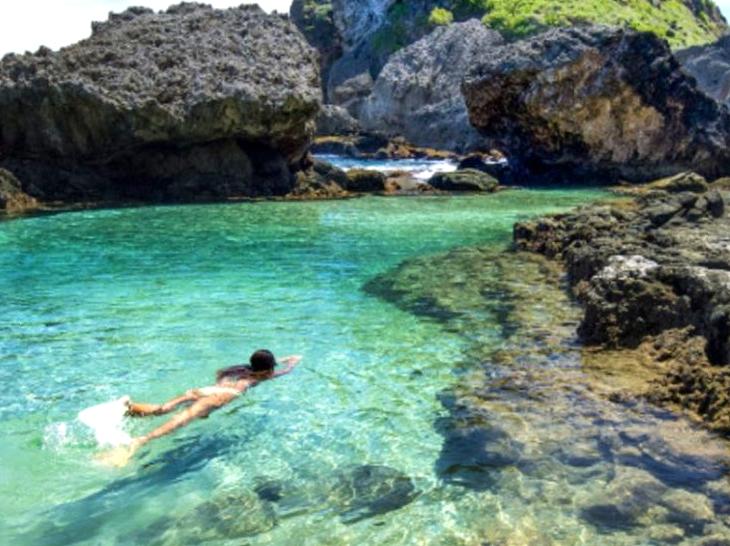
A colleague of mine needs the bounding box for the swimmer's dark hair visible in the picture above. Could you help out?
[216,349,276,382]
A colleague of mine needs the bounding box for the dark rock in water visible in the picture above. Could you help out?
[428,169,498,192]
[359,20,502,152]
[0,168,38,212]
[435,394,522,490]
[676,35,730,108]
[462,26,730,183]
[344,169,387,192]
[0,3,321,204]
[331,464,418,523]
[316,104,361,136]
[290,158,349,199]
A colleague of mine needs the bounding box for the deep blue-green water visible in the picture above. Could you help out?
[1,191,729,545]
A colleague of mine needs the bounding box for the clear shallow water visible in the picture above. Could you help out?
[0,190,728,545]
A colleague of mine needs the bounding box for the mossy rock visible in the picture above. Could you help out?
[428,169,499,192]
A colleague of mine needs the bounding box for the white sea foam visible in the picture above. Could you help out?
[316,154,459,181]
[77,396,132,447]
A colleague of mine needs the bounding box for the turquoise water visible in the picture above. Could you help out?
[1,191,729,545]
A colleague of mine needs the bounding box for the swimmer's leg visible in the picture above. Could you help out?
[125,391,199,417]
[139,394,234,443]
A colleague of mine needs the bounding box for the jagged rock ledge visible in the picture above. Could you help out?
[514,172,730,433]
[0,3,321,208]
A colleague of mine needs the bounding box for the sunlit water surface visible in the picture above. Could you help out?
[1,191,728,545]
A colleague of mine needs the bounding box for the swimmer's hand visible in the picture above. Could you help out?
[274,355,302,377]
[280,355,302,366]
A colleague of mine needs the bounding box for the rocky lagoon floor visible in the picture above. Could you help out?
[1,181,729,545]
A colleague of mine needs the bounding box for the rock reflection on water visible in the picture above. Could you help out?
[367,246,730,545]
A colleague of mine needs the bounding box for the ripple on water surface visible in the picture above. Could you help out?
[1,192,729,546]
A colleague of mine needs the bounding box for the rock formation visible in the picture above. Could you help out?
[462,26,730,183]
[293,1,727,145]
[0,3,321,204]
[677,35,730,107]
[360,20,502,151]
[514,177,730,431]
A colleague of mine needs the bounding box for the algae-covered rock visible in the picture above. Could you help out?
[428,169,498,192]
[0,3,321,203]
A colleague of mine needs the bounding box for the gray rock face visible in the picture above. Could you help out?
[360,20,501,151]
[316,104,361,136]
[677,35,730,107]
[332,0,395,50]
[463,26,730,183]
[0,3,322,203]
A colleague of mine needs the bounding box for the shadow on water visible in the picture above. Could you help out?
[22,423,418,546]
[21,434,237,546]
[364,245,730,542]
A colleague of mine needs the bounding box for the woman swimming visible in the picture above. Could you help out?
[100,350,301,466]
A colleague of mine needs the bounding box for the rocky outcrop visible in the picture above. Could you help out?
[514,179,730,431]
[0,3,321,204]
[0,168,38,212]
[462,26,730,183]
[676,35,730,107]
[359,20,501,151]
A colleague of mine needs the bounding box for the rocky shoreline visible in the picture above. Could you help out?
[515,173,730,433]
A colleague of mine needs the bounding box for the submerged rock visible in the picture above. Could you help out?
[0,3,321,204]
[331,464,418,523]
[462,26,730,183]
[359,20,502,152]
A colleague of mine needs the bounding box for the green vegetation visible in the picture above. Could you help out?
[428,0,727,48]
[429,7,455,26]
[482,0,726,46]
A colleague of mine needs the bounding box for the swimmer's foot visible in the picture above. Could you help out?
[124,400,161,417]
[95,439,144,468]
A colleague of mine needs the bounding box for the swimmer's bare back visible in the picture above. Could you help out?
[98,355,302,467]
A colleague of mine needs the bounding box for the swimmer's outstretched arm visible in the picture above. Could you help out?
[273,355,302,377]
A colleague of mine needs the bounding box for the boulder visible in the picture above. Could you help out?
[0,168,38,212]
[462,26,730,183]
[428,169,498,192]
[359,20,502,152]
[0,3,322,203]
[676,35,730,108]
